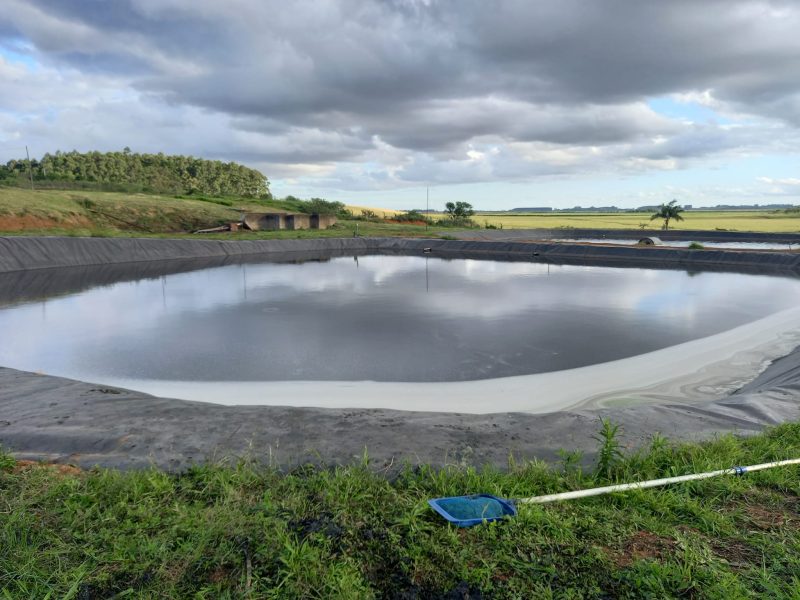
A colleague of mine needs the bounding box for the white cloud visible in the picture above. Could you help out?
[759,177,800,186]
[1,0,799,202]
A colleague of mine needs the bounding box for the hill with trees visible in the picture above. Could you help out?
[0,149,270,198]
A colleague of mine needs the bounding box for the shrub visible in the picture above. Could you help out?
[390,210,429,223]
[296,198,349,217]
[436,216,479,228]
[444,201,474,219]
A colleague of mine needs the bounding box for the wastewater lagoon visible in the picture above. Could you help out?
[552,238,800,250]
[2,254,800,412]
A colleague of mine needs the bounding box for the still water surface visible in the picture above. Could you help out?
[553,239,800,250]
[1,255,799,383]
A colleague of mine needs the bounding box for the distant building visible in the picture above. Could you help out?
[560,206,622,213]
[692,204,794,211]
[509,207,553,212]
[684,205,692,210]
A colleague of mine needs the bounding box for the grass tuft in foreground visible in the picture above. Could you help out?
[2,423,800,598]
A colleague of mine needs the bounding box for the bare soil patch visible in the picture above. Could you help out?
[385,219,428,226]
[728,491,800,530]
[0,214,92,231]
[709,538,764,570]
[10,459,83,476]
[744,503,793,530]
[611,531,678,567]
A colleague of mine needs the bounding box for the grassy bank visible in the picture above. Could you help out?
[0,187,268,235]
[2,423,800,598]
[0,187,443,239]
[3,187,800,239]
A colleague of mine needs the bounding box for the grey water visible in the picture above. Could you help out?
[1,255,799,383]
[553,238,800,250]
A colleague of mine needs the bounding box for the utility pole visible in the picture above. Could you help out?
[426,186,429,231]
[25,145,34,191]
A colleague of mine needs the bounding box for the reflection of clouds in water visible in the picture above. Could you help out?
[1,255,800,381]
[36,257,551,323]
[394,260,794,321]
[4,256,798,325]
[242,256,544,295]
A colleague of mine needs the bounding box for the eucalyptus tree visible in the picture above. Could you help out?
[5,150,271,197]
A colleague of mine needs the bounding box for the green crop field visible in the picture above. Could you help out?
[477,211,800,232]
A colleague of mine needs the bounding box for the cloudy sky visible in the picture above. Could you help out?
[1,0,799,209]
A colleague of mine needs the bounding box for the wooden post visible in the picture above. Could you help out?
[25,145,34,190]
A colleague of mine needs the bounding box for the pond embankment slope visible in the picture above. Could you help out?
[3,234,800,273]
[1,235,800,470]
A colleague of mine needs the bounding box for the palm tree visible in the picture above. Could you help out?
[650,199,685,230]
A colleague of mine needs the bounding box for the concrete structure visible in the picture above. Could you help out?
[241,212,336,231]
[285,214,311,230]
[311,214,337,229]
[242,213,285,231]
[637,236,663,246]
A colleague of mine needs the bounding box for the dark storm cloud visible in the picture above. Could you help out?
[2,0,800,184]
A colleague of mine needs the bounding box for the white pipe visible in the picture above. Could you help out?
[517,458,800,505]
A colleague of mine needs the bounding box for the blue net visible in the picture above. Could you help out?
[436,496,509,520]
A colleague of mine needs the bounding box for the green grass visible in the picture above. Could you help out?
[3,423,800,598]
[0,187,446,239]
[3,188,800,240]
[0,187,254,233]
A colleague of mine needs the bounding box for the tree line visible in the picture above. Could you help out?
[0,148,270,198]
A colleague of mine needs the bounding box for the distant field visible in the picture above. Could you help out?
[477,211,800,233]
[346,204,402,217]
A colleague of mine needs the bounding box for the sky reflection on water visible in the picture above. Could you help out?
[1,256,799,382]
